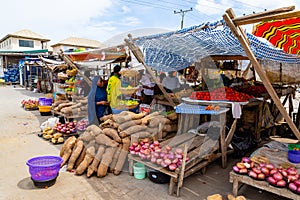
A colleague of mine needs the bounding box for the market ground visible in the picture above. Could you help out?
[0,85,293,200]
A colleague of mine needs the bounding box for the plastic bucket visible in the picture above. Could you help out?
[133,162,146,180]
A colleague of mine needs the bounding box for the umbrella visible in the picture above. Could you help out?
[253,17,300,54]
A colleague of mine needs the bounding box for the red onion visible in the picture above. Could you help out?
[129,146,135,151]
[151,157,157,163]
[168,163,177,171]
[287,168,298,175]
[289,182,298,191]
[294,179,300,187]
[175,148,183,155]
[267,176,276,185]
[248,170,258,179]
[149,144,155,149]
[153,141,160,146]
[242,157,251,163]
[252,167,261,174]
[172,158,179,164]
[233,166,240,173]
[288,175,298,182]
[132,142,138,147]
[159,153,166,158]
[130,150,135,155]
[135,146,141,152]
[140,141,144,146]
[257,173,265,180]
[164,159,171,166]
[140,154,147,160]
[144,149,151,155]
[297,187,300,194]
[273,172,283,181]
[261,167,270,176]
[270,169,278,175]
[167,152,175,160]
[153,152,160,158]
[250,161,255,168]
[281,169,288,177]
[155,148,162,153]
[276,180,286,187]
[176,154,183,159]
[236,162,245,169]
[266,164,275,170]
[146,154,151,160]
[165,145,172,152]
[161,161,168,168]
[239,168,248,174]
[156,158,162,165]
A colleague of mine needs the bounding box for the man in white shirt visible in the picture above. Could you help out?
[136,72,155,104]
[162,71,181,92]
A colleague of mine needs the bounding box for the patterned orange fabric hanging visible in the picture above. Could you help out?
[253,17,300,54]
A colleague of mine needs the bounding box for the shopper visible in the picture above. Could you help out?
[106,65,122,109]
[88,76,109,125]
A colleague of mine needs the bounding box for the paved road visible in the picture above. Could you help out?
[0,85,290,200]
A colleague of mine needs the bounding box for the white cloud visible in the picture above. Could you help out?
[121,17,141,27]
[122,6,131,14]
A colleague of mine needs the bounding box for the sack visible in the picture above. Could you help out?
[104,105,112,115]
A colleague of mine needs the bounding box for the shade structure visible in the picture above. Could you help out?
[253,17,300,55]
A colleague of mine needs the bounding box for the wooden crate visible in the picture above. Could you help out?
[128,132,222,196]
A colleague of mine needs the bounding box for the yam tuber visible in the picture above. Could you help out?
[75,146,86,168]
[95,134,119,147]
[149,116,171,128]
[109,144,123,173]
[76,146,96,175]
[67,139,84,171]
[118,119,142,131]
[131,131,151,139]
[87,145,106,177]
[60,136,77,167]
[141,111,160,125]
[166,112,178,121]
[113,137,131,175]
[97,147,116,177]
[114,112,146,124]
[100,119,119,129]
[119,125,147,138]
[79,130,95,142]
[99,114,113,122]
[86,124,103,136]
[102,128,122,143]
[60,136,75,157]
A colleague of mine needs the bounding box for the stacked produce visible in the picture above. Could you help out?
[76,119,89,131]
[232,156,300,194]
[41,126,65,144]
[51,96,88,116]
[21,99,39,110]
[190,87,254,102]
[53,121,77,135]
[129,139,188,171]
[59,110,179,178]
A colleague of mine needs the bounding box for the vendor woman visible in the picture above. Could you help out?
[88,76,109,125]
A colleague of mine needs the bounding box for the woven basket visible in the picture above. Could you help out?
[119,87,138,95]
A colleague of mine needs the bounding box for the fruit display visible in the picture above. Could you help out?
[129,139,188,171]
[119,99,139,106]
[190,87,254,102]
[21,99,39,110]
[232,156,300,193]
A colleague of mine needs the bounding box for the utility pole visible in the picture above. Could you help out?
[174,8,193,29]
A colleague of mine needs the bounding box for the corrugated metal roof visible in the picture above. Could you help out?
[51,37,104,48]
[1,29,50,42]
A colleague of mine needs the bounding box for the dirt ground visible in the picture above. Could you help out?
[0,85,294,200]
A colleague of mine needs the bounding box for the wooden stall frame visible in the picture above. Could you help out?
[223,7,300,140]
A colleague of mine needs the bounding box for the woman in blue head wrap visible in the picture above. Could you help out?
[88,76,109,125]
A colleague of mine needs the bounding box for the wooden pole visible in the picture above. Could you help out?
[223,11,300,140]
[124,37,176,108]
[233,9,300,26]
[61,53,92,87]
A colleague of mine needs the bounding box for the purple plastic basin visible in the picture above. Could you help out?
[38,98,52,106]
[26,156,63,181]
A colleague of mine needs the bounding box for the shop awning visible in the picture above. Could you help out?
[253,17,300,55]
[134,20,300,72]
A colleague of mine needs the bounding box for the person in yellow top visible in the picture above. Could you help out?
[106,65,122,109]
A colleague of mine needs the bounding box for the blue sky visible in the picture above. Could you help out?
[0,0,298,46]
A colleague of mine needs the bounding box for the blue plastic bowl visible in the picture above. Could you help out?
[288,150,300,164]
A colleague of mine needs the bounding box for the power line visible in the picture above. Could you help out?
[174,8,193,29]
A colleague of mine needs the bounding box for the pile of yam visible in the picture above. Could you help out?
[59,110,178,178]
[52,96,88,115]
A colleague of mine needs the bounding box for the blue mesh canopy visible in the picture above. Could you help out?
[134,20,300,72]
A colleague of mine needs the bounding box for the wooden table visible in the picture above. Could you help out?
[175,102,231,168]
[229,171,300,200]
